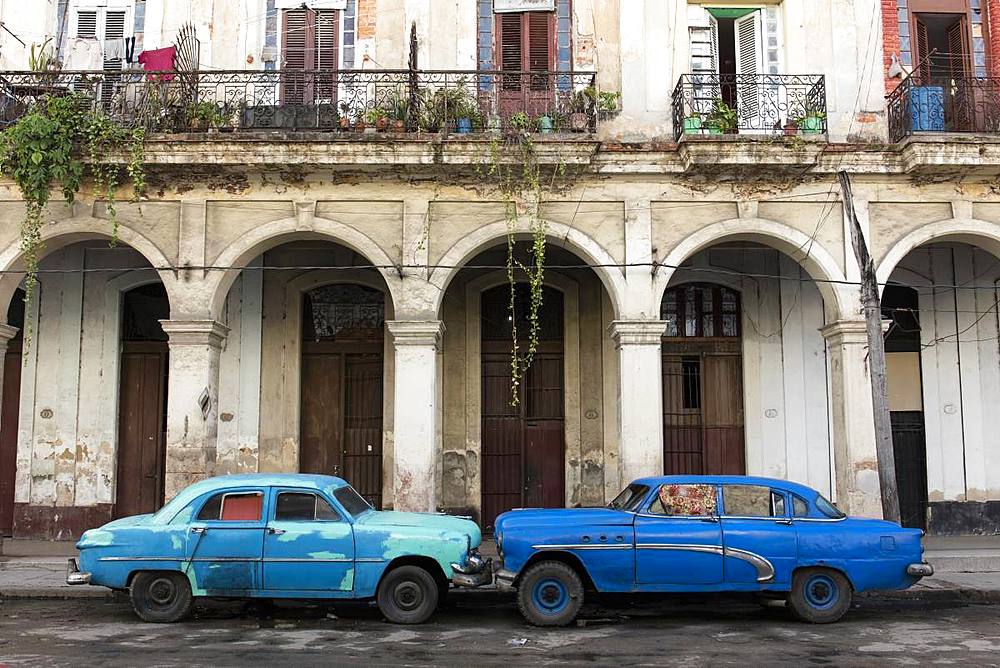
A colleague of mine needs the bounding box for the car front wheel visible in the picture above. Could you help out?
[377,565,439,624]
[130,571,194,623]
[516,561,584,627]
[788,567,852,623]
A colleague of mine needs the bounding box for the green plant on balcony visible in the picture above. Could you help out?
[796,110,826,135]
[0,92,145,348]
[509,111,530,132]
[568,88,592,132]
[703,98,738,134]
[185,101,226,131]
[595,90,621,114]
[385,88,410,132]
[364,106,389,131]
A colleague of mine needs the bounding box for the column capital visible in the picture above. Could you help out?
[159,319,230,348]
[0,323,20,345]
[820,319,867,343]
[609,320,667,346]
[387,320,445,348]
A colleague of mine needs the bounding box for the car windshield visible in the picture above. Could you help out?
[333,485,373,518]
[608,484,649,511]
[815,494,846,519]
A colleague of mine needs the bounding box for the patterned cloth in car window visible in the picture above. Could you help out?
[657,484,717,516]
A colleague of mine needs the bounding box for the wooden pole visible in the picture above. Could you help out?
[839,170,901,524]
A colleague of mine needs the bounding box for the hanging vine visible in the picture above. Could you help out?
[482,126,563,406]
[0,92,146,350]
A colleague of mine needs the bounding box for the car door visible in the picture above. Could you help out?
[634,483,724,586]
[186,488,268,594]
[719,484,796,585]
[262,488,356,593]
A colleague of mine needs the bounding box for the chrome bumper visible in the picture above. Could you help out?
[66,558,91,585]
[450,550,493,588]
[906,562,934,577]
[495,568,517,591]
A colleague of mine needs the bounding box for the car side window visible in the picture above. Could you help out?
[723,485,786,517]
[196,491,263,521]
[274,492,341,522]
[647,484,717,517]
[792,495,810,517]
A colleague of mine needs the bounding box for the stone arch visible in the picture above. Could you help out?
[0,216,176,323]
[206,216,403,319]
[876,218,1000,292]
[428,219,627,319]
[653,217,852,323]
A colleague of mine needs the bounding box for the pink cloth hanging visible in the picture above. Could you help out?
[138,46,176,81]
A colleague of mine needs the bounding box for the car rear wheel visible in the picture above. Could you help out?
[130,571,194,623]
[517,561,584,627]
[377,565,439,624]
[788,568,852,623]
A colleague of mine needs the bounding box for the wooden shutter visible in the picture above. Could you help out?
[76,10,97,38]
[498,13,523,72]
[103,10,126,70]
[945,16,969,78]
[734,11,763,127]
[315,10,339,100]
[527,12,553,72]
[282,8,311,70]
[282,8,340,103]
[914,17,930,78]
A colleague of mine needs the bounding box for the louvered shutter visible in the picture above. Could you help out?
[498,12,523,91]
[914,17,930,79]
[734,11,763,128]
[945,17,968,78]
[77,11,98,38]
[103,10,126,70]
[282,9,311,103]
[315,9,339,100]
[527,11,553,91]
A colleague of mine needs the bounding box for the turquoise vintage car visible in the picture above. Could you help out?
[67,474,487,624]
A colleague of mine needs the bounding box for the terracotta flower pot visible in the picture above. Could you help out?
[392,119,406,132]
[339,117,352,131]
[569,112,589,132]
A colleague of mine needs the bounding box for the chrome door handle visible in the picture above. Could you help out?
[775,518,793,525]
[190,527,207,534]
[267,528,286,535]
[700,516,719,523]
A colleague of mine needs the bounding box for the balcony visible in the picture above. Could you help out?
[0,69,599,135]
[887,71,1000,142]
[671,74,827,140]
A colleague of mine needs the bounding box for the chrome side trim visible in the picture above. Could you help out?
[635,543,723,555]
[791,517,848,523]
[530,543,632,550]
[723,547,776,583]
[355,557,387,563]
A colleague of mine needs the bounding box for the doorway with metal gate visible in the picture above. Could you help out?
[480,283,565,530]
[299,284,385,508]
[661,283,745,475]
[0,289,24,536]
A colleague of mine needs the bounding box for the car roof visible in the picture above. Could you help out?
[630,475,821,500]
[151,474,348,524]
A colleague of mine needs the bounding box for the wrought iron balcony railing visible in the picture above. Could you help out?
[0,69,599,135]
[886,71,1000,142]
[671,74,827,140]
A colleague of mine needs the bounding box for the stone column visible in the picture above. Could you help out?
[159,319,230,500]
[386,320,444,513]
[821,319,883,518]
[610,320,667,486]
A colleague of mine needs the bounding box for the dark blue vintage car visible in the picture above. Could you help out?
[490,475,933,626]
[66,474,487,624]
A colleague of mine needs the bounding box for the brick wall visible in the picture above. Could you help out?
[358,0,376,40]
[882,0,902,92]
[987,0,1000,77]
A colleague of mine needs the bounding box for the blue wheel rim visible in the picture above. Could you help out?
[532,577,570,615]
[803,574,839,610]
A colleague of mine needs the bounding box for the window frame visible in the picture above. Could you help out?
[272,489,343,523]
[720,484,790,519]
[194,489,267,523]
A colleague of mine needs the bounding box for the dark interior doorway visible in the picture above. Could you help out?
[882,284,928,531]
[115,283,170,519]
[716,17,737,107]
[0,289,24,536]
[299,284,385,509]
[914,13,969,77]
[661,284,745,475]
[480,283,565,530]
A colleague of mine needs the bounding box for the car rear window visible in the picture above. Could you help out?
[815,494,846,519]
[197,492,263,521]
[723,485,786,517]
[608,484,649,511]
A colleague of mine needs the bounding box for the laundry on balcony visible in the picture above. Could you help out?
[138,46,176,81]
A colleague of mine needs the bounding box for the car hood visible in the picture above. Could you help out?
[495,507,634,531]
[355,511,482,545]
[100,514,153,529]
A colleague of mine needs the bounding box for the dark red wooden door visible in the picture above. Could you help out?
[495,10,556,117]
[116,342,168,518]
[481,285,565,530]
[0,334,22,536]
[343,354,383,509]
[300,347,344,477]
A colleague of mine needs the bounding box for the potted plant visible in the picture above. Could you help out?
[536,113,554,133]
[568,87,592,132]
[510,111,530,132]
[783,119,800,136]
[387,88,409,132]
[338,102,353,131]
[797,111,826,135]
[704,98,738,135]
[683,114,703,134]
[365,107,389,132]
[186,101,222,132]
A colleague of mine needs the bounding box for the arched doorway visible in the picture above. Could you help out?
[480,283,565,528]
[0,289,24,536]
[299,283,385,508]
[661,283,745,475]
[115,283,170,518]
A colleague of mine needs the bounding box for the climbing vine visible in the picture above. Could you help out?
[0,92,146,349]
[482,127,567,406]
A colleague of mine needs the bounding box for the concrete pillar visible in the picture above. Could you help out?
[821,319,883,518]
[386,319,444,512]
[159,319,230,500]
[610,320,667,486]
